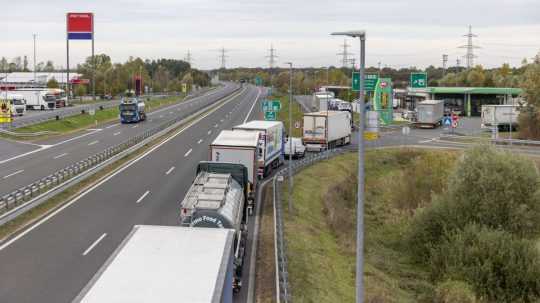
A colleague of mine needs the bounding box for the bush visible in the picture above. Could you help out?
[434,280,477,303]
[430,225,540,302]
[408,146,540,260]
[518,105,540,140]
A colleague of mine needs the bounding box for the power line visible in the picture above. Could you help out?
[337,39,351,68]
[266,44,278,69]
[458,25,481,69]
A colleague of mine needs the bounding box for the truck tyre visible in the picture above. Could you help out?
[40,105,45,111]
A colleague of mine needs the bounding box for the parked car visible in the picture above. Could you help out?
[284,137,306,159]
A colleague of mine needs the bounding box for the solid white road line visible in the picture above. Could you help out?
[419,138,437,144]
[165,166,175,175]
[244,87,262,123]
[136,190,150,204]
[0,145,52,165]
[0,88,246,252]
[184,149,192,157]
[82,233,107,256]
[3,169,24,179]
[113,131,121,136]
[105,124,119,129]
[88,140,99,146]
[197,139,203,144]
[53,153,68,159]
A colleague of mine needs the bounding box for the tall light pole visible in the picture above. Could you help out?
[331,30,366,303]
[285,62,293,213]
[33,34,37,83]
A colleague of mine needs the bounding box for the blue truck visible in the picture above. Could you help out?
[119,97,146,123]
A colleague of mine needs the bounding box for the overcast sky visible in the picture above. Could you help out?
[2,0,539,70]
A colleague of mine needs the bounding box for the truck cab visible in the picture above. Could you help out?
[119,97,146,123]
[6,94,26,116]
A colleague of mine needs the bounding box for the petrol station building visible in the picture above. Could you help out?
[407,87,523,117]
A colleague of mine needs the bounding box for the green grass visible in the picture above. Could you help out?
[11,95,185,137]
[275,95,304,137]
[282,149,460,302]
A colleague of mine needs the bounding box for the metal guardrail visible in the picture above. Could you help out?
[0,87,240,225]
[272,148,348,303]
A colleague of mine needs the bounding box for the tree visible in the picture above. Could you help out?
[466,66,486,86]
[47,78,59,88]
[75,85,87,97]
[43,60,55,72]
[23,56,29,72]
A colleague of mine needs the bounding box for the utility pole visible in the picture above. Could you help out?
[285,62,293,213]
[337,39,351,68]
[377,61,381,77]
[219,47,228,69]
[185,50,193,67]
[442,54,448,77]
[33,34,37,83]
[267,44,278,90]
[459,25,480,69]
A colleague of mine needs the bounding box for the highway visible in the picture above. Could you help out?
[0,84,265,302]
[0,84,239,197]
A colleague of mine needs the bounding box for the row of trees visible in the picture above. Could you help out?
[0,56,55,72]
[75,55,211,96]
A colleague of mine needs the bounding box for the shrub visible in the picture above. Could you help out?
[408,146,540,260]
[434,280,477,303]
[429,225,540,302]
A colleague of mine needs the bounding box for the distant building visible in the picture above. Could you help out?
[0,72,82,88]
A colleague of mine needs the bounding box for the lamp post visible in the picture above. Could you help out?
[285,62,293,213]
[331,30,366,303]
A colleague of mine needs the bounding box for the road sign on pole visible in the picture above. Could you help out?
[262,100,281,112]
[443,116,452,127]
[352,73,378,92]
[264,111,276,121]
[410,72,427,88]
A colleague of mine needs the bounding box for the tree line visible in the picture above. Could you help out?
[1,56,55,73]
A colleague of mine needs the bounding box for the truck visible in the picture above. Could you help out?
[73,225,236,303]
[303,111,352,151]
[232,120,284,177]
[414,99,444,128]
[119,97,146,123]
[210,130,261,209]
[13,88,57,110]
[481,104,520,131]
[284,137,306,159]
[5,93,26,116]
[180,161,250,291]
[313,91,334,111]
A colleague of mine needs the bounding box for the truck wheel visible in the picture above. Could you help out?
[40,105,45,111]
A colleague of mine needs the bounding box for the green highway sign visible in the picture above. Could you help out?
[262,99,281,112]
[255,76,262,86]
[410,72,427,88]
[352,73,378,92]
[264,111,277,121]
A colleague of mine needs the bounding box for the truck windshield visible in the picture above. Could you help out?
[11,99,25,105]
[120,104,137,112]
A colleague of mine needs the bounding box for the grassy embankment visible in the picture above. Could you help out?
[281,149,459,302]
[273,95,305,138]
[3,95,185,140]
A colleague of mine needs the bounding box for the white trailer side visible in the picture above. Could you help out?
[481,104,520,129]
[303,111,351,151]
[73,225,235,303]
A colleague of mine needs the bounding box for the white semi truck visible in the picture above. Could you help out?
[481,104,520,131]
[73,225,236,303]
[303,111,352,151]
[15,88,58,110]
[232,120,284,177]
[414,100,445,128]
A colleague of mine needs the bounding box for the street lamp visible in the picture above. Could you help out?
[285,62,293,213]
[331,30,366,303]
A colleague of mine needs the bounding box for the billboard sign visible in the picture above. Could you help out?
[67,13,94,40]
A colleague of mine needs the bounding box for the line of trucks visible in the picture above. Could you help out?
[75,112,352,303]
[0,88,68,115]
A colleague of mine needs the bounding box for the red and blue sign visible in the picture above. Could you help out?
[67,13,93,40]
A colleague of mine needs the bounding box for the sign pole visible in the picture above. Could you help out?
[66,14,70,103]
[92,14,95,100]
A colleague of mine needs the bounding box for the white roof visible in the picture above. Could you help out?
[419,99,444,105]
[304,110,348,117]
[212,130,260,147]
[76,226,233,303]
[234,120,283,131]
[3,72,82,84]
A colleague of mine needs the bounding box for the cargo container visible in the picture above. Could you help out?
[414,99,444,128]
[73,225,235,303]
[481,104,520,131]
[233,120,284,177]
[303,111,351,151]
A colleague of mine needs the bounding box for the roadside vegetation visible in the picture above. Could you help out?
[282,146,540,302]
[6,95,185,139]
[274,94,304,137]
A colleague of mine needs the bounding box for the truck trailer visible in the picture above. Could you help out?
[303,111,352,151]
[414,100,444,128]
[180,161,250,291]
[232,120,284,177]
[14,88,57,110]
[481,104,520,131]
[119,97,146,123]
[210,130,260,208]
[73,225,235,303]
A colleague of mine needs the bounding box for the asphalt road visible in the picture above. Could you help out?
[0,84,239,197]
[0,84,265,303]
